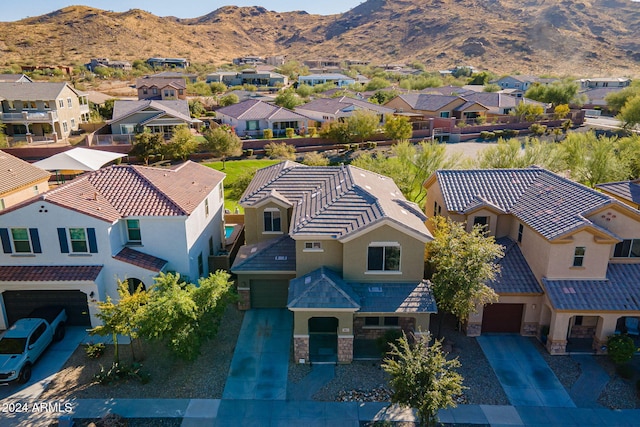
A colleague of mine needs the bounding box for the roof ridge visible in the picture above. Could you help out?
[126,166,188,215]
[237,99,262,119]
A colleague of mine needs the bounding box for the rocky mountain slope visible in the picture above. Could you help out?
[1,0,639,76]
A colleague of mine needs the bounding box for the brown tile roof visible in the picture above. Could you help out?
[0,150,51,196]
[20,161,224,222]
[113,247,168,272]
[0,265,103,282]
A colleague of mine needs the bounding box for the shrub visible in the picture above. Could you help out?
[480,131,493,140]
[94,362,150,385]
[475,116,487,125]
[376,329,403,356]
[494,130,504,138]
[504,129,520,137]
[262,129,273,139]
[245,148,254,157]
[285,128,295,139]
[616,364,634,379]
[308,126,317,137]
[85,342,106,359]
[529,123,547,136]
[367,141,377,149]
[607,334,636,365]
[264,142,296,160]
[302,151,329,166]
[351,143,360,151]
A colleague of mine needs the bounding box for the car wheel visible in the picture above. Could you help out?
[18,364,31,384]
[54,323,66,342]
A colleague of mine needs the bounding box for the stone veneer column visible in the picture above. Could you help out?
[592,336,609,355]
[464,322,482,337]
[237,288,250,311]
[294,336,309,363]
[546,338,567,354]
[337,336,353,364]
[522,322,538,336]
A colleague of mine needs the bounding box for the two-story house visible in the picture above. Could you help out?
[0,150,50,210]
[206,69,287,87]
[231,162,436,364]
[136,78,187,101]
[0,82,90,141]
[424,167,640,355]
[0,161,225,329]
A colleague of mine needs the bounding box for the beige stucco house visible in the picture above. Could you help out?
[425,167,640,355]
[385,93,487,121]
[0,150,50,210]
[231,161,436,363]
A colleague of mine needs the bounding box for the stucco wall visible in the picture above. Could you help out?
[295,239,343,276]
[0,179,49,209]
[546,231,610,280]
[244,202,290,245]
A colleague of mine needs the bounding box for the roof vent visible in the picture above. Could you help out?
[275,255,288,261]
[305,277,311,284]
[251,247,257,253]
[562,287,576,294]
[368,286,383,293]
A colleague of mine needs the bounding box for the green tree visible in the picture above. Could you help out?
[369,90,398,105]
[618,95,640,130]
[347,110,379,143]
[524,80,583,106]
[319,121,351,143]
[274,89,302,110]
[189,99,206,118]
[203,126,242,168]
[605,86,640,113]
[0,123,7,148]
[382,331,464,427]
[384,115,413,142]
[162,125,199,161]
[187,82,212,97]
[264,142,296,160]
[468,71,494,85]
[511,102,544,122]
[553,104,570,119]
[607,334,636,365]
[210,82,227,95]
[276,61,308,79]
[365,77,392,91]
[219,93,239,107]
[129,130,164,165]
[302,151,329,166]
[229,167,257,200]
[98,99,116,120]
[296,84,314,98]
[483,84,501,92]
[428,217,502,336]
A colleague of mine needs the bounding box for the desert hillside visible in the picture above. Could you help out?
[1,0,639,76]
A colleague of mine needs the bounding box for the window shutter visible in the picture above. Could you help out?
[0,228,12,254]
[87,228,98,253]
[29,228,42,253]
[57,228,69,253]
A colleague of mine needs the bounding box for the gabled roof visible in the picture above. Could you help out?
[0,74,32,83]
[434,168,615,240]
[288,267,360,310]
[491,238,542,294]
[215,99,309,122]
[392,94,461,111]
[296,96,394,115]
[231,235,296,272]
[300,73,353,80]
[0,82,83,101]
[0,265,102,282]
[461,92,518,109]
[351,280,437,313]
[113,247,168,272]
[110,100,195,124]
[596,180,640,205]
[1,162,224,223]
[0,150,51,196]
[241,162,431,241]
[135,78,186,90]
[543,264,640,311]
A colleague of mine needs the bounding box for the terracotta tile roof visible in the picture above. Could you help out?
[0,265,102,282]
[33,161,224,222]
[0,150,51,196]
[113,247,168,272]
[135,78,186,90]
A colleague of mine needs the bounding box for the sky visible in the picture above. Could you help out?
[0,0,364,22]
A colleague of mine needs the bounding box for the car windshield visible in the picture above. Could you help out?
[0,338,27,354]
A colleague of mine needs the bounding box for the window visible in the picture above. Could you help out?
[67,97,72,108]
[209,236,214,256]
[33,185,39,195]
[70,118,76,129]
[62,121,68,132]
[304,241,322,251]
[1,228,41,254]
[121,124,135,134]
[205,198,209,217]
[69,228,88,252]
[573,246,586,267]
[29,323,47,346]
[473,216,489,229]
[142,88,148,95]
[440,111,450,118]
[367,243,401,271]
[613,239,640,258]
[58,99,64,108]
[198,253,204,276]
[263,209,281,232]
[384,317,399,326]
[126,219,141,243]
[152,88,158,95]
[7,100,15,110]
[433,201,442,217]
[364,316,399,327]
[219,184,224,201]
[43,101,50,109]
[11,228,32,253]
[517,223,524,243]
[246,120,259,131]
[178,89,184,95]
[364,317,380,326]
[164,90,175,97]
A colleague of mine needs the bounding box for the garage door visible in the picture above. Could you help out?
[482,303,524,333]
[3,290,90,326]
[250,279,289,308]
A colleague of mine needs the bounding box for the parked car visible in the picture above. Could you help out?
[0,306,67,384]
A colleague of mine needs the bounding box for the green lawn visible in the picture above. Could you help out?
[204,159,280,212]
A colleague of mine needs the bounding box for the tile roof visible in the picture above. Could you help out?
[241,162,430,241]
[287,267,437,313]
[419,85,474,96]
[460,92,517,109]
[296,96,394,115]
[215,99,309,121]
[300,73,353,80]
[9,161,224,222]
[543,263,640,311]
[0,74,31,83]
[231,235,296,272]
[395,94,461,111]
[596,180,640,205]
[0,150,51,196]
[110,100,194,124]
[436,168,614,240]
[113,247,168,272]
[0,265,103,282]
[0,82,80,100]
[491,238,542,294]
[135,78,186,89]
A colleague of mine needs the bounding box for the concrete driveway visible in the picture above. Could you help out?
[477,334,575,408]
[223,309,292,400]
[0,326,87,400]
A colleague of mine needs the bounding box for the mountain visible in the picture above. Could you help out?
[1,0,639,76]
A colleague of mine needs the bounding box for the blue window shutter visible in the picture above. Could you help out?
[57,228,69,253]
[87,228,98,253]
[29,229,42,253]
[0,228,12,254]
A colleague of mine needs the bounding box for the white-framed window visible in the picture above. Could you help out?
[152,88,158,95]
[304,241,322,252]
[121,124,135,134]
[62,121,68,132]
[58,99,64,108]
[67,97,72,108]
[246,120,259,131]
[367,242,401,272]
[142,88,148,95]
[126,219,141,243]
[263,208,281,232]
[69,228,88,253]
[573,246,586,267]
[10,228,32,253]
[70,118,76,129]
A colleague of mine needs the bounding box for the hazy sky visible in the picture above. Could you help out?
[0,1,364,21]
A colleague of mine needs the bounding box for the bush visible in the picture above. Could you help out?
[504,129,520,137]
[94,362,150,385]
[285,128,295,139]
[264,142,296,160]
[376,329,403,356]
[263,129,273,139]
[529,123,547,136]
[367,141,377,149]
[308,126,317,137]
[616,364,634,379]
[494,130,504,138]
[480,131,494,140]
[607,334,636,365]
[351,143,360,151]
[85,342,106,359]
[302,151,329,166]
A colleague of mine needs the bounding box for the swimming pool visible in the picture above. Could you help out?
[225,225,235,239]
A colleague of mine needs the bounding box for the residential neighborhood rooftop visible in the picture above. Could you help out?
[0,150,51,196]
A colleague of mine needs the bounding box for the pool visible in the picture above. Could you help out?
[225,225,235,239]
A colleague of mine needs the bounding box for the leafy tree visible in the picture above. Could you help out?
[382,331,464,427]
[468,71,495,85]
[347,110,379,143]
[188,99,206,118]
[129,130,164,165]
[364,77,392,91]
[187,82,212,97]
[274,89,302,110]
[369,90,398,105]
[398,75,442,91]
[296,84,314,98]
[524,80,583,106]
[476,138,562,170]
[605,86,640,114]
[452,67,473,78]
[607,334,636,365]
[162,125,199,161]
[203,125,242,168]
[218,93,239,107]
[98,99,116,121]
[264,142,296,160]
[229,167,257,200]
[0,123,7,148]
[553,104,570,119]
[511,102,544,122]
[483,84,501,92]
[384,115,413,142]
[276,61,308,79]
[428,217,502,336]
[319,121,351,143]
[618,95,640,130]
[302,151,329,166]
[209,82,227,94]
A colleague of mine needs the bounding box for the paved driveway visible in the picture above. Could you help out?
[223,309,292,400]
[477,334,575,407]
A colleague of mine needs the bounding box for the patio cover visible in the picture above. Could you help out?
[33,148,126,172]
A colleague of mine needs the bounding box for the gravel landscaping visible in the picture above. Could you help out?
[596,354,640,409]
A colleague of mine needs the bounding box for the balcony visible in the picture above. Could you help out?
[0,111,59,123]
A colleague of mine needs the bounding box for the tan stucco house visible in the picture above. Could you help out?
[385,93,487,121]
[0,150,50,210]
[231,161,436,364]
[425,167,640,355]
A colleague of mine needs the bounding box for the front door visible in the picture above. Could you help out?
[309,317,338,364]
